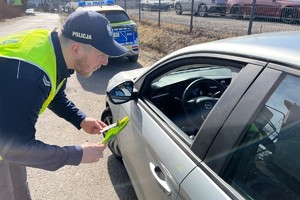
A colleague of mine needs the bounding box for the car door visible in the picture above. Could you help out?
[181,0,192,11]
[197,64,300,199]
[175,62,265,199]
[254,0,280,17]
[240,0,253,15]
[117,54,266,199]
[146,0,152,10]
[141,0,148,10]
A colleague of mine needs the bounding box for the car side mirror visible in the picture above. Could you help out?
[107,81,136,104]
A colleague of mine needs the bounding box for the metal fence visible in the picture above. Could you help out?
[116,0,300,35]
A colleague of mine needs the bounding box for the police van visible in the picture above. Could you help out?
[77,0,139,62]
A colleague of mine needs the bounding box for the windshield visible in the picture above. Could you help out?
[152,65,233,88]
[98,11,130,23]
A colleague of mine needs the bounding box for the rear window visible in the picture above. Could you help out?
[98,11,130,23]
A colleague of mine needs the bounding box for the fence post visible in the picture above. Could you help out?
[139,0,141,22]
[247,0,256,35]
[158,0,161,28]
[190,0,194,32]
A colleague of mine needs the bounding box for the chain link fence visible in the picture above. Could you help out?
[116,0,300,35]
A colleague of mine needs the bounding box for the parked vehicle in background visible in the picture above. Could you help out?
[174,0,227,16]
[25,8,35,15]
[101,31,300,199]
[64,2,79,13]
[141,0,174,11]
[227,0,300,24]
[77,0,139,62]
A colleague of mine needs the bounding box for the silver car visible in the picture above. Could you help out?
[141,0,174,11]
[101,31,300,199]
[174,0,227,16]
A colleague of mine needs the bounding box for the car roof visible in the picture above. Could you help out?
[78,5,125,12]
[166,31,300,68]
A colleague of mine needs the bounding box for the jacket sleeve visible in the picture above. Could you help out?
[48,80,87,130]
[0,60,82,171]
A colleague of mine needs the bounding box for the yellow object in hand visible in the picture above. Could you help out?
[101,116,130,144]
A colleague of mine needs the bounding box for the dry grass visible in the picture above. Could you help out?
[133,17,239,57]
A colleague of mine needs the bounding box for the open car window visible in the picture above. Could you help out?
[142,58,244,143]
[151,65,234,88]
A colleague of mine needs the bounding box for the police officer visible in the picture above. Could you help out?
[0,10,128,200]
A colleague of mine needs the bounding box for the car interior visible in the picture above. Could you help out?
[142,58,243,139]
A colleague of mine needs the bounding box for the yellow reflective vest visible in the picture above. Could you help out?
[0,29,64,114]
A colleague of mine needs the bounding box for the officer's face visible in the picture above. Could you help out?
[74,45,108,77]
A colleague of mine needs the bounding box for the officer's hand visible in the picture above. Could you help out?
[80,117,107,134]
[80,142,107,163]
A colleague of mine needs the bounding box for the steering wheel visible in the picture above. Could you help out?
[181,78,225,128]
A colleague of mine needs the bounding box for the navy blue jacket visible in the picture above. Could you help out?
[0,31,86,171]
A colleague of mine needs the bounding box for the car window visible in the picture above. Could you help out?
[223,74,300,199]
[143,58,243,142]
[98,11,130,23]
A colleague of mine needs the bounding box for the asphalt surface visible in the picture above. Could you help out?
[0,12,140,200]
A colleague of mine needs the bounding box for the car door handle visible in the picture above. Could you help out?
[149,162,171,196]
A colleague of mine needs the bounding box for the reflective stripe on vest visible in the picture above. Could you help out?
[0,30,58,114]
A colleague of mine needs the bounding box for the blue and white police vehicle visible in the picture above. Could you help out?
[77,0,139,62]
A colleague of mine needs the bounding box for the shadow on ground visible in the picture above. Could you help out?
[107,155,138,200]
[76,57,143,95]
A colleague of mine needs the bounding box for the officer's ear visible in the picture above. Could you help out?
[71,42,81,57]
